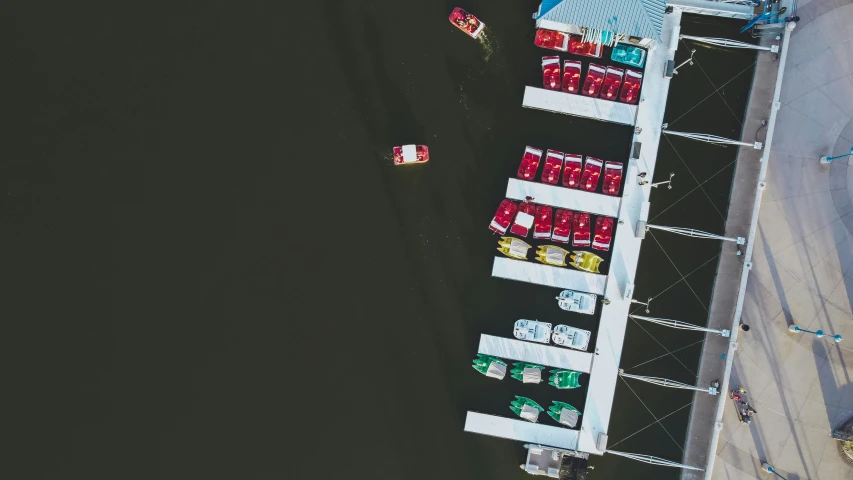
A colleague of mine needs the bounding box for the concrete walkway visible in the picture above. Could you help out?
[713,0,853,478]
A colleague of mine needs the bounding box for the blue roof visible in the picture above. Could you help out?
[537,0,667,42]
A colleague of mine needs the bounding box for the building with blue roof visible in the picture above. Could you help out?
[534,0,667,47]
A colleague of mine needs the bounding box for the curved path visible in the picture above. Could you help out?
[714,1,853,478]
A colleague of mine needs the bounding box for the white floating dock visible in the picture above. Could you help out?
[492,257,607,295]
[477,334,593,373]
[522,87,637,126]
[464,412,580,450]
[506,178,621,219]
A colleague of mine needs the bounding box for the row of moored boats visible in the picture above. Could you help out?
[517,146,622,195]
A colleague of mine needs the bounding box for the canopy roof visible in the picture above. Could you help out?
[537,0,666,42]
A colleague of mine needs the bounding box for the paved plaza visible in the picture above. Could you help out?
[712,0,853,478]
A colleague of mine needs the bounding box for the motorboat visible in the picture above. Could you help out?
[449,7,485,39]
[547,401,581,427]
[542,56,561,90]
[393,145,429,165]
[511,362,545,383]
[582,64,605,97]
[561,154,582,188]
[611,44,646,68]
[552,324,591,351]
[541,149,564,184]
[510,202,536,237]
[619,69,642,104]
[472,354,506,379]
[549,369,582,389]
[551,209,573,243]
[514,319,552,343]
[570,251,603,273]
[533,205,553,240]
[580,157,602,192]
[568,35,603,58]
[497,236,531,260]
[561,60,582,93]
[602,161,623,196]
[534,29,569,52]
[489,199,518,235]
[600,67,624,100]
[517,146,543,180]
[556,289,597,315]
[592,216,614,251]
[535,245,570,266]
[510,396,544,423]
[572,212,591,247]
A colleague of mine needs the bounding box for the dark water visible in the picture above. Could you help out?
[2,3,754,479]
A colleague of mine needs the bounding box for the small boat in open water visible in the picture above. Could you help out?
[393,145,429,165]
[449,7,485,39]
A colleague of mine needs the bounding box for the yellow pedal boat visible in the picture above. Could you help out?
[569,251,603,273]
[535,245,570,266]
[498,237,531,260]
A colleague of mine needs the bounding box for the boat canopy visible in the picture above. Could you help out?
[401,144,418,163]
[515,212,535,229]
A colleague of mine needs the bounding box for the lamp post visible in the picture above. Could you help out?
[762,463,787,480]
[651,173,675,189]
[788,324,843,343]
[820,146,853,164]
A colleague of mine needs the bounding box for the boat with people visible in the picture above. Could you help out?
[549,369,582,389]
[551,209,572,243]
[513,319,553,344]
[510,396,544,423]
[517,146,543,180]
[619,69,643,104]
[489,199,518,235]
[556,289,597,315]
[542,56,561,90]
[534,29,569,51]
[561,154,582,188]
[611,43,646,68]
[580,157,602,192]
[561,60,582,93]
[541,150,564,184]
[600,67,624,100]
[533,206,553,240]
[602,161,623,195]
[552,324,592,351]
[592,216,614,251]
[569,251,603,273]
[448,7,485,39]
[511,202,536,237]
[572,213,591,247]
[535,245,570,266]
[582,64,605,97]
[393,145,429,165]
[569,35,602,58]
[497,236,531,260]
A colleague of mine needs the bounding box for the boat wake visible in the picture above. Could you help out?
[477,31,499,62]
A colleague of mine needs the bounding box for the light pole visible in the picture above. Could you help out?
[651,173,675,189]
[762,463,787,480]
[788,324,843,343]
[820,146,853,164]
[631,297,652,313]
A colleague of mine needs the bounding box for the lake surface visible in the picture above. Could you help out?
[2,3,755,479]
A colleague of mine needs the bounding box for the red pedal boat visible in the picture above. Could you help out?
[600,67,624,100]
[593,216,614,251]
[580,157,602,192]
[583,64,605,97]
[534,29,569,52]
[542,56,561,90]
[602,161,623,196]
[489,199,518,235]
[393,145,429,165]
[568,35,603,58]
[541,150,564,185]
[517,146,543,180]
[561,154,582,188]
[619,69,643,104]
[572,212,591,247]
[561,60,582,93]
[533,205,553,239]
[511,202,536,237]
[449,8,485,39]
[552,209,573,243]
